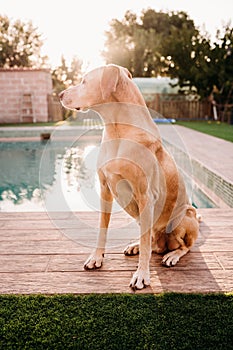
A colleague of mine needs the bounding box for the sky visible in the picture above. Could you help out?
[1,0,233,69]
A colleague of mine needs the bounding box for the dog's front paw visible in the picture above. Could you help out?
[162,251,180,267]
[84,252,104,270]
[130,268,150,290]
[124,242,140,256]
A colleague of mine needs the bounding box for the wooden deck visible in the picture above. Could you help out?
[0,208,232,294]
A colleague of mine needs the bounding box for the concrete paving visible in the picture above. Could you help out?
[159,124,233,185]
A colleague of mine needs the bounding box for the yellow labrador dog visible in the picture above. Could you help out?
[59,64,199,290]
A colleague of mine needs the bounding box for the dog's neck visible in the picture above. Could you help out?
[113,77,147,107]
[91,78,162,144]
[92,102,161,146]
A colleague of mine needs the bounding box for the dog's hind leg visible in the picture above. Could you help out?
[162,208,199,267]
[84,173,113,270]
[124,241,140,256]
[124,219,140,256]
[162,246,189,267]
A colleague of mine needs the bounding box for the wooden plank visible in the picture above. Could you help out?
[47,252,222,273]
[198,226,233,238]
[150,270,233,293]
[0,239,139,255]
[193,238,233,252]
[214,252,233,270]
[0,240,91,255]
[0,269,232,294]
[0,210,132,223]
[0,216,134,230]
[0,229,227,256]
[0,271,134,294]
[0,229,62,241]
[0,252,223,274]
[0,255,50,273]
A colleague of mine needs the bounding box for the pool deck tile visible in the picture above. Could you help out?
[0,209,232,294]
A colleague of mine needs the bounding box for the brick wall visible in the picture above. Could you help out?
[0,69,53,123]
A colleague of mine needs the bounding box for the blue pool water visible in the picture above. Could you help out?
[0,132,216,212]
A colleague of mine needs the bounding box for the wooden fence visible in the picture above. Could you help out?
[143,93,212,120]
[47,94,63,122]
[47,93,231,123]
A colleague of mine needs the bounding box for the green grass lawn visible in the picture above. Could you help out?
[0,122,59,127]
[177,121,233,142]
[0,293,232,350]
[0,120,91,128]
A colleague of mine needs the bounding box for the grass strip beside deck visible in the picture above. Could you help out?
[177,121,233,142]
[0,293,232,350]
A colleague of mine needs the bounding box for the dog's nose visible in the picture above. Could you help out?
[59,91,64,100]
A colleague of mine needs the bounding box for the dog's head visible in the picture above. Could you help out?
[59,64,133,111]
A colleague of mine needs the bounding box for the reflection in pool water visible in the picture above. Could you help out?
[0,141,48,211]
[0,131,216,212]
[0,137,100,211]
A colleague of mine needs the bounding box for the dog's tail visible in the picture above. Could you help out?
[196,213,202,222]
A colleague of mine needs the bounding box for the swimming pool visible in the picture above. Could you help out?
[0,128,216,212]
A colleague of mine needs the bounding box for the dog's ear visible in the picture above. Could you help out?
[100,65,119,100]
[123,67,132,80]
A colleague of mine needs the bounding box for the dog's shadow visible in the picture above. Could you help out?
[114,216,223,294]
[150,218,223,294]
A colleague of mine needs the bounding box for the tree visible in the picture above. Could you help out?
[51,55,83,94]
[103,9,233,106]
[103,9,197,77]
[208,26,233,105]
[159,14,208,95]
[51,56,83,119]
[0,15,47,68]
[103,11,137,73]
[161,23,233,105]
